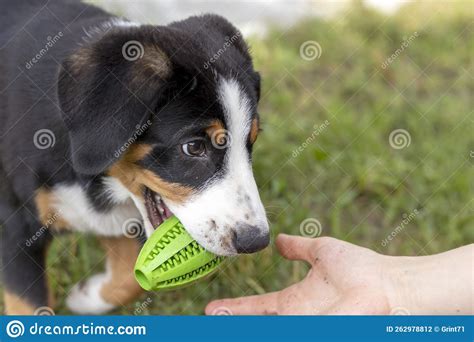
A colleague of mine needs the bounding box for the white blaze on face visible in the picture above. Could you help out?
[165,78,269,256]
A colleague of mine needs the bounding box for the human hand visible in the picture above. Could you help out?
[206,234,391,315]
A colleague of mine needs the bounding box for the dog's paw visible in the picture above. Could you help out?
[66,273,115,314]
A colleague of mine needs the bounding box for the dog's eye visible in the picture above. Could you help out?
[181,140,206,157]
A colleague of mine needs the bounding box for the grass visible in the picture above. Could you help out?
[1,2,472,315]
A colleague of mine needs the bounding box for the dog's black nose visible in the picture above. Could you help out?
[232,224,270,254]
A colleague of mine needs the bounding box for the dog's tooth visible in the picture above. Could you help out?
[157,203,165,215]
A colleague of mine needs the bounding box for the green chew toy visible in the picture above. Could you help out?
[134,216,225,291]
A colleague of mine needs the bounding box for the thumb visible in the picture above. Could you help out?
[276,234,317,263]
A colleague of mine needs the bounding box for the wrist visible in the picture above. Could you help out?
[381,245,473,315]
[381,254,420,315]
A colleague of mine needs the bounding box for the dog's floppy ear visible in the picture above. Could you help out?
[253,71,261,102]
[57,30,171,175]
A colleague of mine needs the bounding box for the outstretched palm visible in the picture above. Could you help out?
[206,235,391,315]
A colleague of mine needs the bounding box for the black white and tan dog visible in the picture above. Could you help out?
[0,0,269,314]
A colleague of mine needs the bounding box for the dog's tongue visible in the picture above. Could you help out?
[144,187,172,229]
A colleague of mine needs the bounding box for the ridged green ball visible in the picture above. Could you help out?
[134,216,225,291]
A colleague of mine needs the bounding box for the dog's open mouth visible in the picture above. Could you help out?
[144,187,173,229]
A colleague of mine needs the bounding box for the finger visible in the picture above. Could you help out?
[276,233,317,263]
[205,291,279,315]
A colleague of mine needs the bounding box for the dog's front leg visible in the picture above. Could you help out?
[66,236,143,314]
[1,209,54,315]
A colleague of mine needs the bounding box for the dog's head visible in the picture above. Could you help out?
[58,14,269,256]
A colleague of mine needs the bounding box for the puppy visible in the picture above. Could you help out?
[0,0,268,314]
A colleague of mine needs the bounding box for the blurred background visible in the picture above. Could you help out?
[3,0,472,315]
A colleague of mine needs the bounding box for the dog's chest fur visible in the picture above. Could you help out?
[48,177,141,236]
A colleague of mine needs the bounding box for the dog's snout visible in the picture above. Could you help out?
[232,224,269,254]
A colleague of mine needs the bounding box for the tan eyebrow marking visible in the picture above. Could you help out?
[205,119,225,137]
